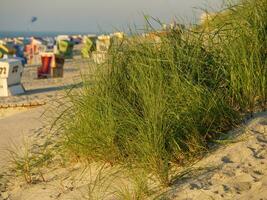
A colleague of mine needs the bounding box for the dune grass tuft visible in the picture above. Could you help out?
[58,0,267,186]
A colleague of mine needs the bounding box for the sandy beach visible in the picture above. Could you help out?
[0,108,29,120]
[1,101,266,199]
[0,58,87,194]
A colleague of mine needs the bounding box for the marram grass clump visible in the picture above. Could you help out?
[59,0,266,186]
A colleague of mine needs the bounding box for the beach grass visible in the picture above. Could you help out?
[58,0,267,187]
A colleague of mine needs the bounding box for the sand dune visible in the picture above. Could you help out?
[165,114,267,200]
[1,111,266,200]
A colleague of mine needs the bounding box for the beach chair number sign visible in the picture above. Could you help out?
[0,59,25,96]
[0,67,7,75]
[0,65,19,75]
[12,66,19,73]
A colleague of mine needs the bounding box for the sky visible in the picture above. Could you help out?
[0,0,224,33]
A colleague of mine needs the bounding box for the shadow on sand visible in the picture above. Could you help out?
[24,82,83,95]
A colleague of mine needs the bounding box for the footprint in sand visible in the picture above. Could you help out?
[233,182,252,194]
[257,135,267,144]
[222,184,232,193]
[251,169,264,182]
[189,179,213,191]
[221,156,234,164]
[247,146,266,159]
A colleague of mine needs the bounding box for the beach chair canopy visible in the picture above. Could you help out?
[0,44,14,58]
[81,36,96,58]
[57,40,74,58]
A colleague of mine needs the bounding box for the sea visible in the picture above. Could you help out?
[0,31,98,39]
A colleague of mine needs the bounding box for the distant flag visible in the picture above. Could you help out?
[27,16,38,31]
[31,16,38,23]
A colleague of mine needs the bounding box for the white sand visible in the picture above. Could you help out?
[165,114,267,200]
[0,108,30,120]
[0,107,44,173]
[1,113,266,200]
